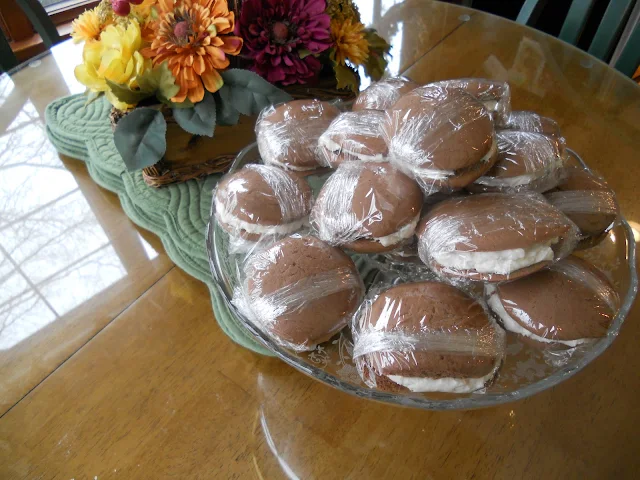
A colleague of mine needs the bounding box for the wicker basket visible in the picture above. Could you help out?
[112,106,259,187]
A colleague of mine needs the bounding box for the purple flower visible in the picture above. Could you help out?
[235,0,332,85]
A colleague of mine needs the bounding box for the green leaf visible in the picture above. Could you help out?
[363,52,387,81]
[215,90,240,126]
[165,99,195,109]
[334,63,358,92]
[106,63,180,108]
[114,107,167,171]
[364,29,391,53]
[106,79,154,106]
[328,48,337,65]
[172,91,216,136]
[363,30,391,81]
[223,82,253,117]
[137,62,180,103]
[298,48,312,59]
[84,90,102,106]
[219,69,292,117]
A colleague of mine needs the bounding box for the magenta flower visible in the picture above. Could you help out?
[235,0,332,85]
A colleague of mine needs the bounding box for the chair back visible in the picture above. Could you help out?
[517,0,637,63]
[612,8,640,76]
[1,0,62,73]
[1,33,19,73]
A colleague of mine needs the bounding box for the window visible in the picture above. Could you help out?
[40,0,66,8]
[0,0,98,61]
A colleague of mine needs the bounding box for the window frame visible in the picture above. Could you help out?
[0,0,99,43]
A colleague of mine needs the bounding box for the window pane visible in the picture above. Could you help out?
[39,0,64,7]
[39,0,86,10]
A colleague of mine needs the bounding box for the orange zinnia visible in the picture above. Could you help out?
[142,0,243,103]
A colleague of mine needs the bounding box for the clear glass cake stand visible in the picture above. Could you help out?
[206,143,638,410]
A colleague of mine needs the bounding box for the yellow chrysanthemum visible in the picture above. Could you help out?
[331,18,369,66]
[71,8,104,43]
[326,0,361,22]
[75,20,152,109]
[131,0,158,22]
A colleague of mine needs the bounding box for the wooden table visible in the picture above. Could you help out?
[1,1,639,478]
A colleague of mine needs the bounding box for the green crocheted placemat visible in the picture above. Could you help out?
[45,94,270,355]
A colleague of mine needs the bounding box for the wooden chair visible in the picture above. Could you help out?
[610,1,640,76]
[0,32,18,72]
[1,0,62,73]
[516,0,639,75]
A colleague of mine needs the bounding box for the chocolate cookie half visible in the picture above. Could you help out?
[311,163,423,253]
[503,111,562,139]
[238,235,364,351]
[214,164,313,242]
[545,167,619,249]
[417,193,579,282]
[317,110,388,167]
[469,130,565,193]
[485,256,619,346]
[352,76,418,111]
[427,78,511,125]
[256,99,340,171]
[382,85,498,194]
[353,281,504,393]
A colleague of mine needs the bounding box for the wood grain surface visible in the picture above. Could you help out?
[1,1,639,479]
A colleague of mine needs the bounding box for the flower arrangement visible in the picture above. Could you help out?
[236,0,390,90]
[71,0,390,174]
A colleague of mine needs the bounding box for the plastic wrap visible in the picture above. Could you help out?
[214,164,314,244]
[233,235,364,352]
[469,130,566,193]
[352,76,418,111]
[316,111,388,167]
[545,191,618,217]
[417,192,579,282]
[427,78,511,125]
[352,281,505,393]
[383,239,420,262]
[256,99,340,171]
[503,111,561,139]
[485,256,618,347]
[382,192,464,266]
[310,162,423,253]
[545,166,619,248]
[382,85,497,195]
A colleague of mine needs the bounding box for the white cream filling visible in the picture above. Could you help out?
[483,100,499,111]
[319,137,387,163]
[373,216,420,247]
[388,367,497,393]
[485,284,586,347]
[215,198,307,235]
[476,173,537,187]
[384,315,503,394]
[403,164,455,180]
[433,238,557,275]
[264,157,320,172]
[407,137,497,181]
[474,156,564,187]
